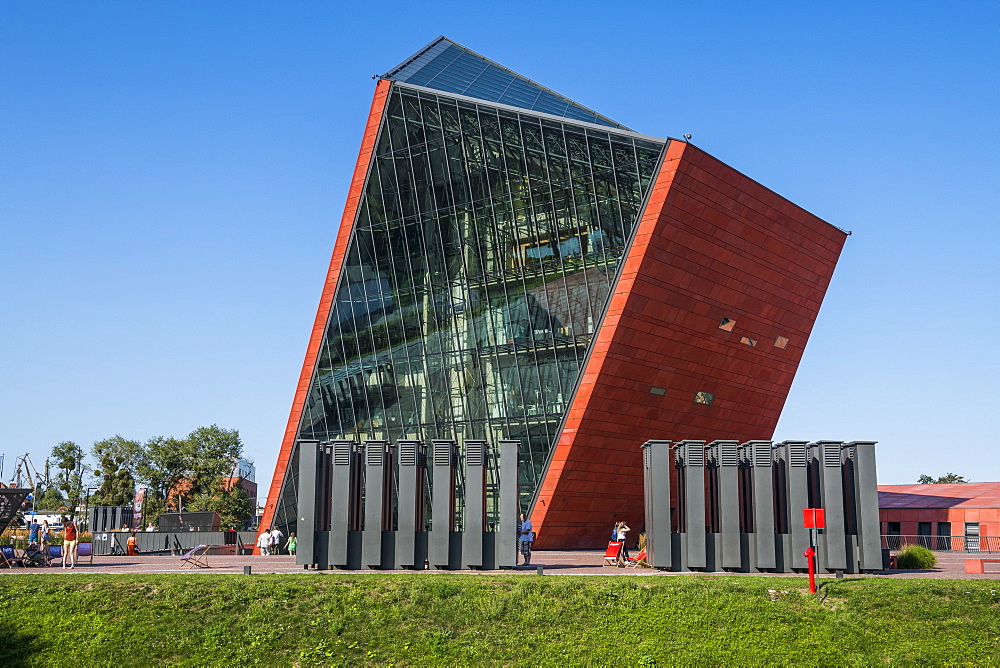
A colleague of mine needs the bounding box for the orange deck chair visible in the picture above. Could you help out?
[603,541,623,566]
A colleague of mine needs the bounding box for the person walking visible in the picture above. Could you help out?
[40,520,51,550]
[62,518,79,569]
[616,522,631,566]
[518,513,534,566]
[284,532,297,556]
[269,526,284,555]
[256,530,271,556]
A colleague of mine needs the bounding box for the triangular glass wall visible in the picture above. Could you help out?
[384,36,629,129]
[270,57,666,534]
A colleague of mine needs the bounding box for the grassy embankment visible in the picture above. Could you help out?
[1,574,998,665]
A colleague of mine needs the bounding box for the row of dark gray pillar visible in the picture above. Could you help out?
[642,440,882,573]
[296,438,519,570]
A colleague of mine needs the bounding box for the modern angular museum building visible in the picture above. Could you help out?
[261,37,849,549]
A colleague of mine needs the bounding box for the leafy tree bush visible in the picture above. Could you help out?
[36,486,65,511]
[51,440,87,519]
[917,473,967,484]
[187,480,255,530]
[91,435,142,506]
[896,543,937,569]
[138,425,243,521]
[36,425,249,528]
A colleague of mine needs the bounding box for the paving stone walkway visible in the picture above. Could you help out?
[2,549,997,578]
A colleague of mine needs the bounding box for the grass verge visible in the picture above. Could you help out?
[1,574,998,665]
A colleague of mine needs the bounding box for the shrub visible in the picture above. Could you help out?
[896,543,937,569]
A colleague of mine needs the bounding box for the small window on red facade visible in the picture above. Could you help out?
[740,337,757,347]
[719,317,735,332]
[774,336,789,349]
[694,391,715,405]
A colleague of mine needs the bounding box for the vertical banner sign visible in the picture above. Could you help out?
[132,488,147,529]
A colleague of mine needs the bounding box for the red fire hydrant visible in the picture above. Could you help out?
[804,546,817,594]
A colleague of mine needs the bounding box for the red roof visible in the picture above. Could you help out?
[878,482,1000,509]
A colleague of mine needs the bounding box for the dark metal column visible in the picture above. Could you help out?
[497,440,519,569]
[396,440,422,569]
[748,440,775,570]
[363,441,389,569]
[710,440,741,569]
[462,440,487,569]
[779,440,810,569]
[295,439,320,567]
[430,439,457,570]
[641,440,672,569]
[328,440,354,568]
[849,441,882,570]
[816,440,846,571]
[679,440,706,569]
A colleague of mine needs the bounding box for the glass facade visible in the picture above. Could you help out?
[385,37,628,129]
[272,83,665,533]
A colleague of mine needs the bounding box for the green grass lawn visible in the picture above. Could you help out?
[1,574,998,666]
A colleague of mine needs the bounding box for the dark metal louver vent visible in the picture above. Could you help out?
[433,440,455,466]
[366,442,387,466]
[333,441,352,466]
[398,441,418,467]
[719,442,739,467]
[788,443,807,467]
[753,441,771,467]
[684,442,705,467]
[465,440,487,466]
[824,442,842,467]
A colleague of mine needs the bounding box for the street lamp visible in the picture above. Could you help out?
[83,487,98,532]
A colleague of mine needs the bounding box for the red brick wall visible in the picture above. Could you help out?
[532,141,848,548]
[880,508,1000,543]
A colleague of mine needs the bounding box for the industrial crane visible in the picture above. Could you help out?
[7,453,49,490]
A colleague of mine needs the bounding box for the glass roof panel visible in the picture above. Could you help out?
[384,37,629,130]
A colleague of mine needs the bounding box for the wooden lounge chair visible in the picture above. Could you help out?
[625,547,647,568]
[602,541,623,566]
[180,544,211,569]
[0,545,27,568]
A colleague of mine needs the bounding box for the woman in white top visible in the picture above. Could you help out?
[616,522,631,564]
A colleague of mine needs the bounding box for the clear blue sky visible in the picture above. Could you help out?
[3,2,998,498]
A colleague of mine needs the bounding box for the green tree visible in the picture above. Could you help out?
[137,425,243,521]
[137,435,190,520]
[188,481,255,530]
[51,441,87,519]
[36,486,65,511]
[917,473,968,484]
[91,435,142,506]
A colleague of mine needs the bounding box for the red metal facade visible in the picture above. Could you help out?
[258,80,392,538]
[531,141,848,548]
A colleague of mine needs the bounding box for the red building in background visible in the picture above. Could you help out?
[261,37,848,549]
[879,482,1000,551]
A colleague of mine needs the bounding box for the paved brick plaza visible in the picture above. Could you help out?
[2,550,996,579]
